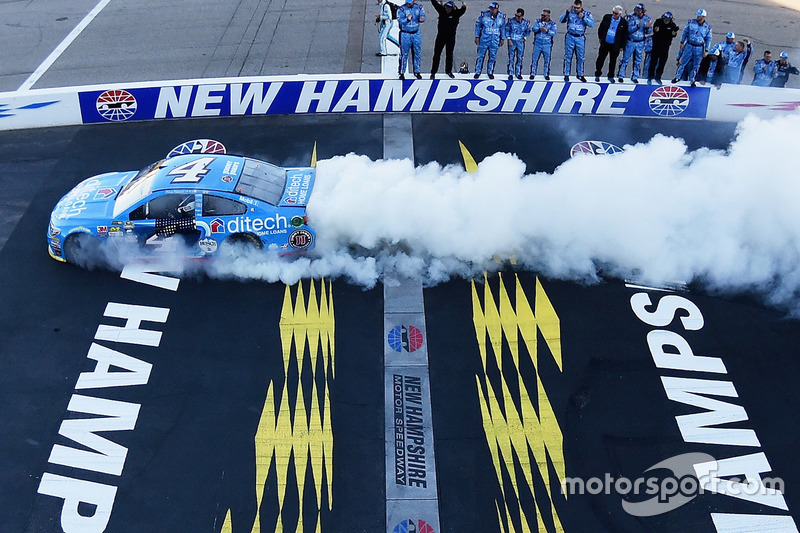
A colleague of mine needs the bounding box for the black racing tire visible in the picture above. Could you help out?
[219,233,263,258]
[62,233,102,268]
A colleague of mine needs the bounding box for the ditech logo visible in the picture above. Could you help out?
[93,187,116,200]
[649,85,690,117]
[96,89,137,121]
[388,325,424,353]
[392,519,435,533]
[210,218,225,233]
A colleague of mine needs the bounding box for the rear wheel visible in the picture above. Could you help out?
[63,233,102,268]
[219,233,262,259]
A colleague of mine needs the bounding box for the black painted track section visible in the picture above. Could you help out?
[1,115,798,533]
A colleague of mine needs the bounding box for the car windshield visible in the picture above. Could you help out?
[113,160,165,217]
[236,158,286,205]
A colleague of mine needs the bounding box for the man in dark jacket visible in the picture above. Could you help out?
[647,11,679,83]
[594,5,628,82]
[772,51,800,87]
[430,0,468,78]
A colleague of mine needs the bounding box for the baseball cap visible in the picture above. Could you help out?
[635,3,644,10]
[696,9,707,17]
[726,31,735,39]
[488,1,499,8]
[444,0,454,5]
[662,11,672,19]
[781,51,789,58]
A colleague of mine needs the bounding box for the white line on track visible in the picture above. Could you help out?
[18,0,113,91]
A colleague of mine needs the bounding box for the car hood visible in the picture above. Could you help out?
[277,168,315,207]
[52,171,136,221]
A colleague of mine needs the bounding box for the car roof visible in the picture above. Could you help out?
[149,154,260,194]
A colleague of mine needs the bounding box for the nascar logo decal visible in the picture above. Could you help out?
[388,325,424,353]
[649,85,690,117]
[96,90,137,121]
[93,187,117,200]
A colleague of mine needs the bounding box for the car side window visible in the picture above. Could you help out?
[202,194,247,216]
[129,194,195,220]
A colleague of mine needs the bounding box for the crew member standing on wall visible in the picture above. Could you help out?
[707,31,736,80]
[672,8,712,87]
[560,0,594,82]
[594,5,627,83]
[647,11,679,84]
[772,51,800,87]
[722,39,751,84]
[429,0,467,79]
[398,0,426,79]
[617,3,651,83]
[506,8,531,79]
[530,8,557,80]
[752,49,777,86]
[376,0,396,56]
[474,2,507,79]
[642,20,653,80]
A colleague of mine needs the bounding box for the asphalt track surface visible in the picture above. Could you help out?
[3,115,800,532]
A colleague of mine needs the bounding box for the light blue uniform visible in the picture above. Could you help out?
[722,42,751,84]
[618,12,651,80]
[506,16,532,76]
[752,57,778,86]
[708,40,735,77]
[642,25,653,77]
[475,10,507,75]
[378,0,395,55]
[531,18,557,76]
[398,2,426,75]
[674,18,712,82]
[559,7,594,76]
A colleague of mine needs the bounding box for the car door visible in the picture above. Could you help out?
[194,193,250,255]
[127,192,200,254]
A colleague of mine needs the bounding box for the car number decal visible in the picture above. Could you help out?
[168,157,215,183]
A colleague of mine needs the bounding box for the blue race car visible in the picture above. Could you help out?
[48,139,316,265]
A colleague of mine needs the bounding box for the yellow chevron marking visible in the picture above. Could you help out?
[459,140,479,173]
[221,280,334,533]
[462,143,516,265]
[472,274,566,532]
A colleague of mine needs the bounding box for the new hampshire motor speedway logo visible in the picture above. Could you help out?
[96,89,137,121]
[392,518,435,533]
[561,452,787,517]
[388,325,424,353]
[649,85,690,117]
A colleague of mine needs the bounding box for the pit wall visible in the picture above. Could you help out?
[1,73,798,131]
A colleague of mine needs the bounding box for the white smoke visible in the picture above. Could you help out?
[110,112,800,311]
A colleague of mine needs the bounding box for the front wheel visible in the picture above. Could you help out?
[62,233,102,268]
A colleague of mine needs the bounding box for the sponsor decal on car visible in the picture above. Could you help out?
[289,229,313,249]
[93,188,117,200]
[96,226,108,236]
[222,160,240,176]
[210,218,225,233]
[283,173,312,205]
[198,238,218,254]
